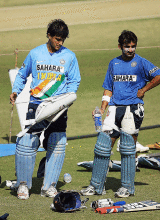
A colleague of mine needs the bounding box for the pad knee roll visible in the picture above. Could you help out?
[91,132,112,194]
[42,132,66,190]
[120,131,136,194]
[15,133,39,189]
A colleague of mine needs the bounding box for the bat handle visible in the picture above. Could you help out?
[113,201,126,206]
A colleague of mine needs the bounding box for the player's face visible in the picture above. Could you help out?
[48,35,65,52]
[121,41,136,60]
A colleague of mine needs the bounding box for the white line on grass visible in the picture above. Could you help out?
[1,46,160,56]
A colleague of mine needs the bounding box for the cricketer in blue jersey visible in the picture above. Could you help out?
[81,30,160,198]
[10,19,81,200]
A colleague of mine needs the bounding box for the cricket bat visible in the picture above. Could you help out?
[97,200,160,214]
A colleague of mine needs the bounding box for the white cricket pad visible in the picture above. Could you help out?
[9,69,32,130]
[17,92,77,137]
[121,106,139,134]
[35,92,77,123]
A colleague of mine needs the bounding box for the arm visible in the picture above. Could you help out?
[92,60,113,117]
[100,61,113,114]
[67,55,81,93]
[137,75,160,98]
[100,90,112,114]
[92,89,112,117]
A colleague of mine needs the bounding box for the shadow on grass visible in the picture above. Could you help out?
[2,135,17,143]
[105,177,149,192]
[80,175,149,193]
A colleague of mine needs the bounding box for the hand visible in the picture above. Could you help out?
[92,110,95,120]
[10,92,17,105]
[137,89,145,99]
[92,108,104,119]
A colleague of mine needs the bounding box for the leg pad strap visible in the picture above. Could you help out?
[15,133,39,189]
[90,132,111,194]
[120,131,136,194]
[42,132,66,190]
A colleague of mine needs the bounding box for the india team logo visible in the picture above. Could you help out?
[131,61,137,67]
[60,59,65,65]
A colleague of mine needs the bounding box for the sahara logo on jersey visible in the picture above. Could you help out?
[149,67,159,76]
[36,64,64,73]
[113,75,137,82]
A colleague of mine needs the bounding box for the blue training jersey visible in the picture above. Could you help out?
[102,54,160,105]
[12,44,81,103]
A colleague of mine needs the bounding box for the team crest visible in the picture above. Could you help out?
[131,61,137,67]
[60,59,65,65]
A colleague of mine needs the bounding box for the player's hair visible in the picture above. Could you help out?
[118,30,138,48]
[47,19,69,39]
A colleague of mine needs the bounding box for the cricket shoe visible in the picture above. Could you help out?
[115,187,134,198]
[117,140,149,152]
[17,182,29,200]
[41,183,58,198]
[80,185,106,196]
[6,180,17,191]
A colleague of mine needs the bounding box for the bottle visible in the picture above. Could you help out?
[94,106,102,132]
[63,173,72,183]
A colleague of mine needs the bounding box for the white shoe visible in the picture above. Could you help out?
[115,187,134,198]
[6,180,17,190]
[80,185,106,196]
[17,182,29,200]
[41,183,57,198]
[117,140,149,152]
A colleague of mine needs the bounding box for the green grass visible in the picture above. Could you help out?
[0,136,160,220]
[1,17,160,54]
[0,16,160,219]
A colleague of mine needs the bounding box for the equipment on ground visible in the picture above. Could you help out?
[96,200,160,214]
[138,153,160,169]
[51,191,89,212]
[146,142,160,149]
[0,213,9,220]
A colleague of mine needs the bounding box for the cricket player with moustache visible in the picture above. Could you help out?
[81,30,160,197]
[10,19,81,200]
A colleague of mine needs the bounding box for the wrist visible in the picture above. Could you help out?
[141,88,145,93]
[102,95,111,103]
[100,107,105,115]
